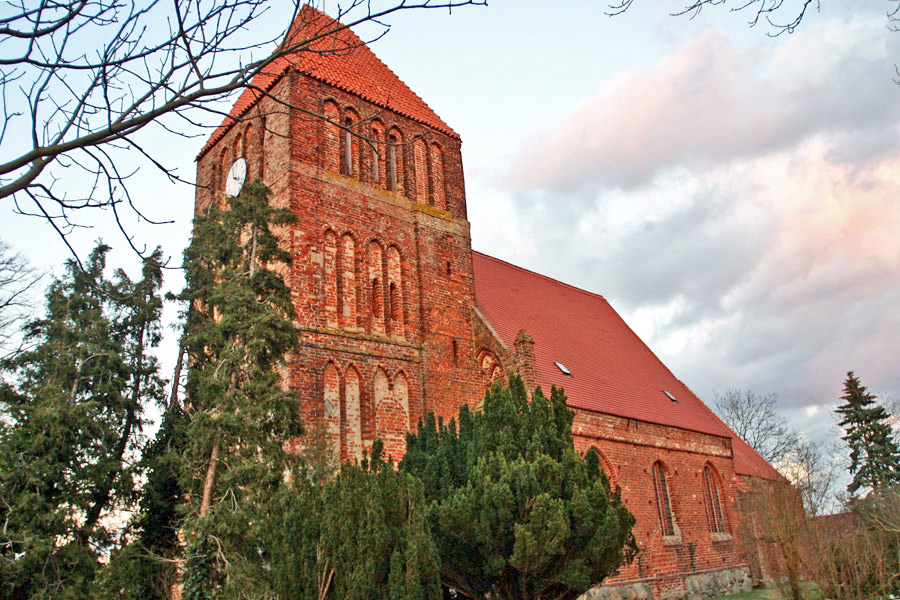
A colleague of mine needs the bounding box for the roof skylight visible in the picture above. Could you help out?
[664,390,677,402]
[554,362,572,376]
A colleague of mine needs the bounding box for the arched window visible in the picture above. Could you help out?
[368,241,385,335]
[477,349,504,388]
[340,234,357,329]
[394,371,409,419]
[387,128,404,195]
[323,230,338,328]
[387,246,403,338]
[430,143,445,209]
[370,122,384,185]
[323,363,341,459]
[323,101,341,172]
[585,447,617,490]
[652,462,675,536]
[345,366,361,462]
[414,137,428,203]
[704,465,727,533]
[343,109,359,177]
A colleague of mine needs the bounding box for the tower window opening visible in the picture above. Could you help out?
[344,119,354,176]
[652,462,675,536]
[388,135,398,192]
[372,127,380,184]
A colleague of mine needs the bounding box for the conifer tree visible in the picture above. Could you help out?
[272,441,442,600]
[401,376,637,600]
[176,180,304,599]
[0,244,165,599]
[836,371,900,494]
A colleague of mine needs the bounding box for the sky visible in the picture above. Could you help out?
[2,0,898,447]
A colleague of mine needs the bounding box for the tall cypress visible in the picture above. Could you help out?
[836,371,900,494]
[177,180,304,599]
[0,245,165,599]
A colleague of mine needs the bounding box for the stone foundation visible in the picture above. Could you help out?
[583,566,753,600]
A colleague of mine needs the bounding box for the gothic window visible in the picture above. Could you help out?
[477,349,504,388]
[323,363,341,459]
[371,122,384,185]
[585,447,617,489]
[323,230,338,328]
[387,128,404,194]
[342,109,359,177]
[387,246,403,338]
[430,142,445,209]
[704,465,727,534]
[345,366,362,462]
[323,100,341,172]
[234,133,243,159]
[368,241,385,335]
[652,461,675,537]
[394,371,409,422]
[414,137,428,203]
[374,369,410,460]
[340,234,357,329]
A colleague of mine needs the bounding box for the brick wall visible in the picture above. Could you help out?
[196,71,484,462]
[196,66,775,600]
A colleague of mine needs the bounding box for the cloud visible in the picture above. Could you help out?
[507,17,900,192]
[471,16,900,426]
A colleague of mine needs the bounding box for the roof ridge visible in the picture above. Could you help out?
[197,5,457,159]
[471,250,609,304]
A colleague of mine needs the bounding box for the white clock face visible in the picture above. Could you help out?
[225,157,247,197]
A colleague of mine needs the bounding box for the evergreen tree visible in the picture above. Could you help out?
[0,244,165,599]
[401,376,637,600]
[836,371,900,494]
[272,441,441,600]
[97,405,189,600]
[176,180,304,599]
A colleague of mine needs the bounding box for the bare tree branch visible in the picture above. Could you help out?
[714,388,799,464]
[609,0,900,37]
[0,0,486,262]
[0,239,42,360]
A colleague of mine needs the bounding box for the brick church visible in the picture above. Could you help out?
[195,7,788,599]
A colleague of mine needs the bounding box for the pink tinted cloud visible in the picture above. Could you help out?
[509,18,900,190]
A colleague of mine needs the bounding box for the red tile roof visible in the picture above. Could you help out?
[472,251,783,481]
[198,5,457,159]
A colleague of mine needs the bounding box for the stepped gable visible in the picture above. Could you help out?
[198,5,457,159]
[472,250,783,481]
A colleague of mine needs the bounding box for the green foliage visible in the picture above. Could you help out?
[835,371,900,494]
[272,441,442,600]
[176,180,305,599]
[401,376,637,600]
[97,406,189,600]
[0,243,165,600]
